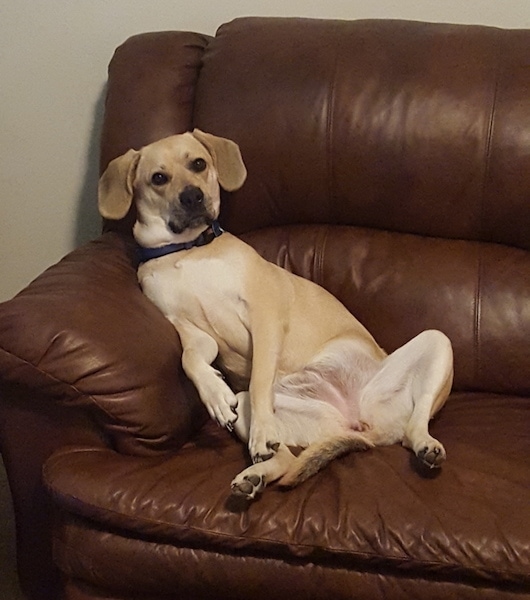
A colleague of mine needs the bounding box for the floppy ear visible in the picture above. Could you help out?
[191,129,247,192]
[98,149,140,220]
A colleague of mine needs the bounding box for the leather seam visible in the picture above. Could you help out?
[474,31,502,385]
[325,34,340,222]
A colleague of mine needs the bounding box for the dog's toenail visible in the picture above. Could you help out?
[255,452,273,462]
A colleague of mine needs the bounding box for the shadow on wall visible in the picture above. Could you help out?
[74,85,107,248]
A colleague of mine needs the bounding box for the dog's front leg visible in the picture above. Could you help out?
[178,326,238,429]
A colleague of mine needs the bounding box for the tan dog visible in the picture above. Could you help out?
[99,130,454,500]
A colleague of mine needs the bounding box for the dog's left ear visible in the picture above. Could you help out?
[192,129,247,191]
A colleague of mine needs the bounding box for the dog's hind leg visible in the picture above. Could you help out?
[230,390,373,495]
[361,329,453,468]
[400,330,453,467]
[230,391,297,500]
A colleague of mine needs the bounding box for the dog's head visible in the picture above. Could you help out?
[98,129,247,246]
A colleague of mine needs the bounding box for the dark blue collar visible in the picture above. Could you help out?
[137,221,224,263]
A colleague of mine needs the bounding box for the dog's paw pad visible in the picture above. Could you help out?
[417,443,446,469]
[231,474,265,500]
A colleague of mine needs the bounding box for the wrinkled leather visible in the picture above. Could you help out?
[0,233,206,455]
[1,16,529,600]
[45,395,529,596]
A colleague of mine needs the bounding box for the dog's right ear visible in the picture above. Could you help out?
[98,149,140,220]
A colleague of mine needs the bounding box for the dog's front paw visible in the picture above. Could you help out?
[209,393,239,429]
[200,375,239,429]
[231,473,266,501]
[416,438,446,469]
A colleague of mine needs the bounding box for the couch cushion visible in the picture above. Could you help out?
[196,18,530,253]
[44,393,530,593]
[0,233,206,455]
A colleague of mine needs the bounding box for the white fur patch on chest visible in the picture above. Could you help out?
[138,254,250,345]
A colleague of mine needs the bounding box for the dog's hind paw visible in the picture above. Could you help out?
[416,440,446,469]
[231,474,265,500]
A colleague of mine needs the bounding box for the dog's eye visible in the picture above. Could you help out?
[151,172,169,186]
[190,158,207,173]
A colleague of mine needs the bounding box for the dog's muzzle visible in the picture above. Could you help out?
[168,185,210,234]
[180,185,204,211]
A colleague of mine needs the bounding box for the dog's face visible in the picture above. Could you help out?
[98,130,247,247]
[133,134,222,242]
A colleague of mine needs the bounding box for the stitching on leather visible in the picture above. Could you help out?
[473,247,483,388]
[313,226,331,287]
[474,31,502,386]
[325,31,340,223]
[316,30,341,287]
[480,29,502,243]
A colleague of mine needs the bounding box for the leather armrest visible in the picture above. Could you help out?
[0,232,206,456]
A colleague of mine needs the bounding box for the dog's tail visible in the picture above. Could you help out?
[278,432,374,488]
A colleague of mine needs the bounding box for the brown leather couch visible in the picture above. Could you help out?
[0,17,529,600]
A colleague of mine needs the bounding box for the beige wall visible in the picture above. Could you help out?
[1,1,529,301]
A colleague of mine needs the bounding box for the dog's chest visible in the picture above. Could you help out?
[138,254,249,333]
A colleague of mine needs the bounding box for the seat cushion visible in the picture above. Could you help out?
[44,393,530,596]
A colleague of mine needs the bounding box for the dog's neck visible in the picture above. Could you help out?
[136,221,224,263]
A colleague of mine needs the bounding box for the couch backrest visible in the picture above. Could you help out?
[100,18,530,396]
[195,18,530,251]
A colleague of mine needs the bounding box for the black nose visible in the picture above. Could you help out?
[180,186,204,209]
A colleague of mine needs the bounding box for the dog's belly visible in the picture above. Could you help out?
[276,369,365,433]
